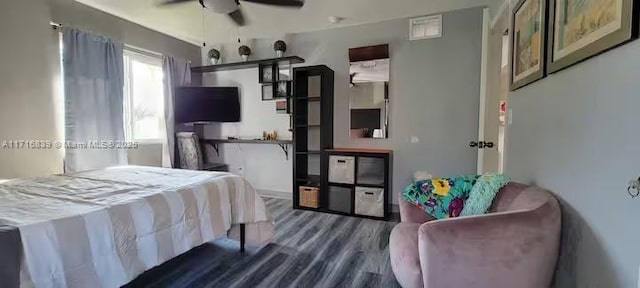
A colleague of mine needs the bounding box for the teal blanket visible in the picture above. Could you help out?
[403,174,509,219]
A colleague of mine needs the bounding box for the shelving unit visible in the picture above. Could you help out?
[191,56,305,73]
[292,66,334,210]
[325,149,393,220]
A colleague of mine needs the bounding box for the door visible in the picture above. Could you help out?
[478,5,510,174]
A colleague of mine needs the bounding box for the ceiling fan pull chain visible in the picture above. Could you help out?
[202,6,207,47]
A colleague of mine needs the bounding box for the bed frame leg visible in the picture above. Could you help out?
[240,224,246,253]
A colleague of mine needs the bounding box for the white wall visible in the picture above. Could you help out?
[201,69,293,196]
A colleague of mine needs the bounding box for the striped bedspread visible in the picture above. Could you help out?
[0,166,274,288]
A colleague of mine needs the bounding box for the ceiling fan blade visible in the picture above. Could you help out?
[241,0,304,8]
[228,9,246,26]
[157,0,198,6]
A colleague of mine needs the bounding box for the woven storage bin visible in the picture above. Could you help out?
[299,186,320,208]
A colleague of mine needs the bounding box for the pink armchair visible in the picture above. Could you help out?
[390,183,561,288]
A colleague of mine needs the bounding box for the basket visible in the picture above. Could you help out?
[299,186,319,208]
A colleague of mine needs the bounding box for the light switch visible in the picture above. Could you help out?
[411,136,420,144]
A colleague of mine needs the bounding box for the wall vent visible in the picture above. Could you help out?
[410,15,442,40]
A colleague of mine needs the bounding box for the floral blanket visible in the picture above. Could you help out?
[403,175,480,219]
[403,174,510,219]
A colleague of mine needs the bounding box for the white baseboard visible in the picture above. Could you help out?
[258,189,292,200]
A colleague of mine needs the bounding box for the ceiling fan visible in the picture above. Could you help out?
[159,0,304,26]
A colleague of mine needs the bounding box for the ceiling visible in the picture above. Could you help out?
[75,0,498,46]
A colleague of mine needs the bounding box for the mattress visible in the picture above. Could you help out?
[0,166,274,288]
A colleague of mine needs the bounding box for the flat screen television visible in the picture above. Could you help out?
[175,87,241,124]
[351,109,381,129]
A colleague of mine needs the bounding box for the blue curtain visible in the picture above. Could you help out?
[63,28,127,172]
[162,56,191,168]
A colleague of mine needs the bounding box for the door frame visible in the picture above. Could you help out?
[476,8,491,174]
[477,1,511,174]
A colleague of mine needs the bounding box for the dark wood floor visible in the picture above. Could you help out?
[125,197,401,288]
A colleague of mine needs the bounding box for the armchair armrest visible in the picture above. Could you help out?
[417,200,560,288]
[398,194,435,224]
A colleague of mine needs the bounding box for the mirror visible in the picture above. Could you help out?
[349,45,389,139]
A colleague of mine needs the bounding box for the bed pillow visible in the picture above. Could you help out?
[403,175,479,219]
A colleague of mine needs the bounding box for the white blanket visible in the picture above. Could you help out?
[0,166,274,288]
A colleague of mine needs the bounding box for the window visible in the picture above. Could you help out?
[123,50,165,143]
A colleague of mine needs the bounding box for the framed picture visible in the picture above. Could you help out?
[259,64,277,83]
[510,0,548,91]
[547,0,639,73]
[262,84,274,101]
[276,81,291,98]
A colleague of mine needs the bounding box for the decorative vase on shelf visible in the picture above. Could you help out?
[208,48,221,65]
[274,40,287,58]
[238,45,252,62]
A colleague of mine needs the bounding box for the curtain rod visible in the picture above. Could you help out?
[50,21,62,29]
[49,21,170,60]
[50,21,193,63]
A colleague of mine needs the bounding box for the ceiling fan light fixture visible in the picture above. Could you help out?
[203,0,239,14]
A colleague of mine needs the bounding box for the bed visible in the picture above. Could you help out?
[0,166,274,288]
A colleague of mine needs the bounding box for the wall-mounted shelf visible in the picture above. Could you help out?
[191,56,305,73]
[201,139,293,159]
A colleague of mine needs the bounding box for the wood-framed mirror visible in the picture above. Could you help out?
[348,44,390,139]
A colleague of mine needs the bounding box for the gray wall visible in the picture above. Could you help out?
[0,0,63,178]
[0,0,201,178]
[507,37,640,287]
[290,8,484,200]
[50,0,201,63]
[201,8,484,202]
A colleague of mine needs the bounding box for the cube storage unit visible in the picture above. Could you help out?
[325,149,392,220]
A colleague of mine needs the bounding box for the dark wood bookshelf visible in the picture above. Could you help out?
[292,65,335,211]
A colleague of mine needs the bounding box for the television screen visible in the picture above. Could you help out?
[351,109,381,129]
[175,87,241,123]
